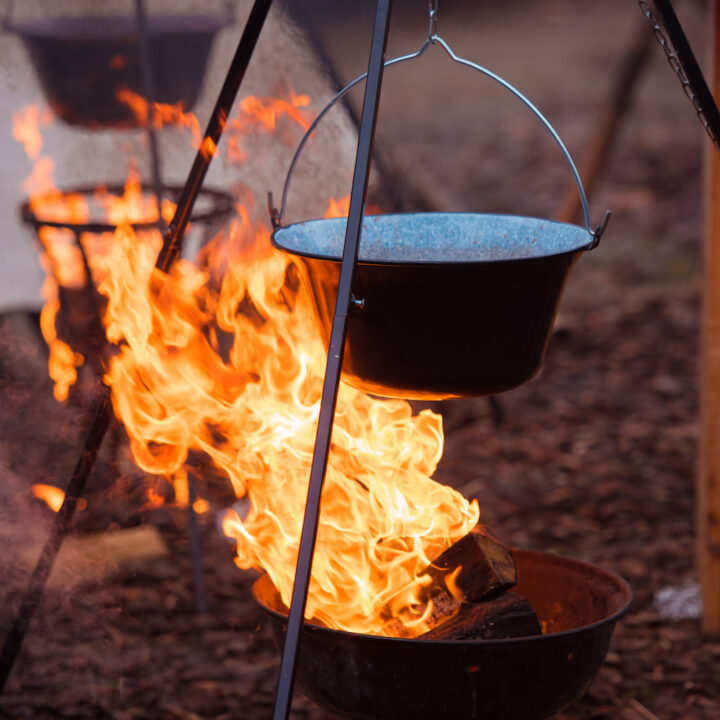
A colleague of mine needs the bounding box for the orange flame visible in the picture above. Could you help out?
[116,89,312,162]
[31,484,65,512]
[13,106,51,159]
[325,195,383,219]
[15,106,175,401]
[237,94,312,134]
[193,498,210,515]
[99,211,478,635]
[17,93,480,636]
[200,137,217,160]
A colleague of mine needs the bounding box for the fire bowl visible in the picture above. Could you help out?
[13,15,222,129]
[253,549,631,720]
[20,183,234,239]
[271,213,595,400]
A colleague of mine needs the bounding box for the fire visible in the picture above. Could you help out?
[325,196,351,219]
[13,107,175,401]
[12,105,51,159]
[101,216,478,635]
[118,88,203,147]
[193,498,210,515]
[236,93,312,134]
[324,195,382,219]
[31,484,88,513]
[31,484,65,512]
[16,91,480,637]
[116,89,312,164]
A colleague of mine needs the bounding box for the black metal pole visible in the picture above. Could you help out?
[0,0,273,693]
[270,1,394,718]
[157,0,273,272]
[0,392,112,694]
[187,474,208,615]
[135,0,210,615]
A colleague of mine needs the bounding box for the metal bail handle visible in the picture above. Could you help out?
[269,4,610,245]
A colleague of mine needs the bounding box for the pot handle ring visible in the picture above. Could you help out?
[269,28,611,246]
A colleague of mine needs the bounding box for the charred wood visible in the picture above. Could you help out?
[421,591,542,641]
[423,528,518,602]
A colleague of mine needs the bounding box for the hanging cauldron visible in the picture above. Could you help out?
[11,14,224,129]
[254,549,632,720]
[270,35,609,400]
[274,212,595,399]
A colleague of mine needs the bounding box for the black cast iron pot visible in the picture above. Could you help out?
[253,549,631,720]
[272,213,595,400]
[13,15,222,129]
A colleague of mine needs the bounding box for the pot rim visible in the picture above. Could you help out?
[252,548,633,647]
[10,14,225,38]
[271,211,595,267]
[20,182,235,233]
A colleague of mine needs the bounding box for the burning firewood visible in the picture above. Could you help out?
[422,527,518,602]
[421,592,542,641]
[409,527,541,641]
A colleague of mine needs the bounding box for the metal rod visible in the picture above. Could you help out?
[157,0,274,272]
[0,0,274,693]
[273,27,596,237]
[271,1,393,718]
[135,0,209,613]
[135,0,165,210]
[0,392,112,693]
[187,474,208,615]
[71,230,107,363]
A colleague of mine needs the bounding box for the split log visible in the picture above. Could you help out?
[422,528,517,602]
[421,592,542,641]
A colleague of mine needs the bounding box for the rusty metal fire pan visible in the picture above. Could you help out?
[12,15,222,129]
[253,548,631,720]
[272,213,594,400]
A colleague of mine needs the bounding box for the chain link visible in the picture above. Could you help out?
[638,0,720,152]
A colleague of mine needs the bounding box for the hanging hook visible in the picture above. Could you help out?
[427,0,438,42]
[590,210,612,248]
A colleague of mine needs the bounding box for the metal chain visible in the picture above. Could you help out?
[638,0,720,152]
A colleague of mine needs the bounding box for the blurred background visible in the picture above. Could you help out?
[0,0,705,310]
[0,1,716,718]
